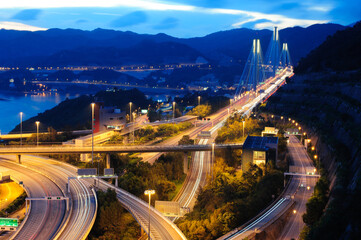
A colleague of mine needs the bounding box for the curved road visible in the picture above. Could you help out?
[220,135,317,240]
[0,155,97,240]
[0,159,66,240]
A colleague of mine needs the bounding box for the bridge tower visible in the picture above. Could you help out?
[235,39,266,98]
[280,43,292,67]
[265,27,281,77]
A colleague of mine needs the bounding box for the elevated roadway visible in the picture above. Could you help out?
[219,135,316,240]
[0,143,243,155]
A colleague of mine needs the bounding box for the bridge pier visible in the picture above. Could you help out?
[106,153,111,169]
[17,155,21,164]
[183,152,188,174]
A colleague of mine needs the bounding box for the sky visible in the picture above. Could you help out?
[0,0,359,37]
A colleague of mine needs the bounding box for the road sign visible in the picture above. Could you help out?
[104,168,114,176]
[77,168,97,176]
[0,218,18,227]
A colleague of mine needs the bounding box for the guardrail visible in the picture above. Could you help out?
[9,176,31,240]
[0,143,243,154]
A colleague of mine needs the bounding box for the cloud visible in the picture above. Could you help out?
[308,5,333,12]
[0,21,47,31]
[12,9,42,21]
[226,8,328,30]
[110,11,147,28]
[154,17,178,29]
[76,19,88,24]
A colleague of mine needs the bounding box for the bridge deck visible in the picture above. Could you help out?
[0,144,243,154]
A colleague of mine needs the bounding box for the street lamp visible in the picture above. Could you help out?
[20,112,23,146]
[242,120,245,138]
[198,96,201,106]
[129,102,134,143]
[35,121,40,146]
[144,189,155,240]
[91,103,95,164]
[314,155,318,160]
[172,101,176,123]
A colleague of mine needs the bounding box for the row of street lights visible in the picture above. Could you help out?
[18,112,40,146]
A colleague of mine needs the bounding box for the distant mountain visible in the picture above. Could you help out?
[0,23,346,67]
[40,40,203,66]
[295,21,361,73]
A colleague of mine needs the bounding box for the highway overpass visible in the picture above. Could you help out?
[0,143,243,155]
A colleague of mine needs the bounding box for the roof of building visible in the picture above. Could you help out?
[243,136,278,151]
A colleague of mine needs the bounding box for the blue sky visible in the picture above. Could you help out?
[0,0,358,37]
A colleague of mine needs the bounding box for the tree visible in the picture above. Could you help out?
[178,135,194,145]
[187,105,211,118]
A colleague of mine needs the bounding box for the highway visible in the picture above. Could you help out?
[219,135,317,240]
[0,143,243,155]
[278,135,316,240]
[0,155,97,240]
[14,156,186,240]
[0,67,293,240]
[0,158,66,240]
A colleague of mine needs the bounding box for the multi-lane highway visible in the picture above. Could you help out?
[219,135,317,240]
[0,158,66,240]
[0,155,97,240]
[0,67,293,240]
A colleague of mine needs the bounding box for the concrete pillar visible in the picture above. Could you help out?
[17,155,21,164]
[106,153,111,169]
[115,177,118,188]
[183,152,188,174]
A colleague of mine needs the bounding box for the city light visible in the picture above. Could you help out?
[144,189,155,240]
[36,121,40,146]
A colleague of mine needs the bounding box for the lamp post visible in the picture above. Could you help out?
[129,102,133,143]
[198,96,201,106]
[242,120,245,138]
[35,121,40,146]
[144,189,155,240]
[20,112,23,146]
[172,101,175,123]
[91,103,95,164]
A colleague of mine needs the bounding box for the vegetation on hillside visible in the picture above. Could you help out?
[88,189,140,240]
[295,21,361,73]
[11,88,152,133]
[266,21,361,238]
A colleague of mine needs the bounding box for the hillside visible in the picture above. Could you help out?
[295,21,361,73]
[10,88,152,133]
[265,21,361,239]
[0,23,345,67]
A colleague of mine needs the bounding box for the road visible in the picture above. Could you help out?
[0,155,97,240]
[0,159,66,240]
[220,135,317,240]
[0,143,243,155]
[0,67,293,240]
[278,135,316,240]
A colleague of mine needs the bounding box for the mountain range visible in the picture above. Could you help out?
[0,23,347,67]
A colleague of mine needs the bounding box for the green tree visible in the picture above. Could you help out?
[178,135,194,145]
[188,105,211,118]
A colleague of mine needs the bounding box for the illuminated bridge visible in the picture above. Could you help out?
[0,143,243,155]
